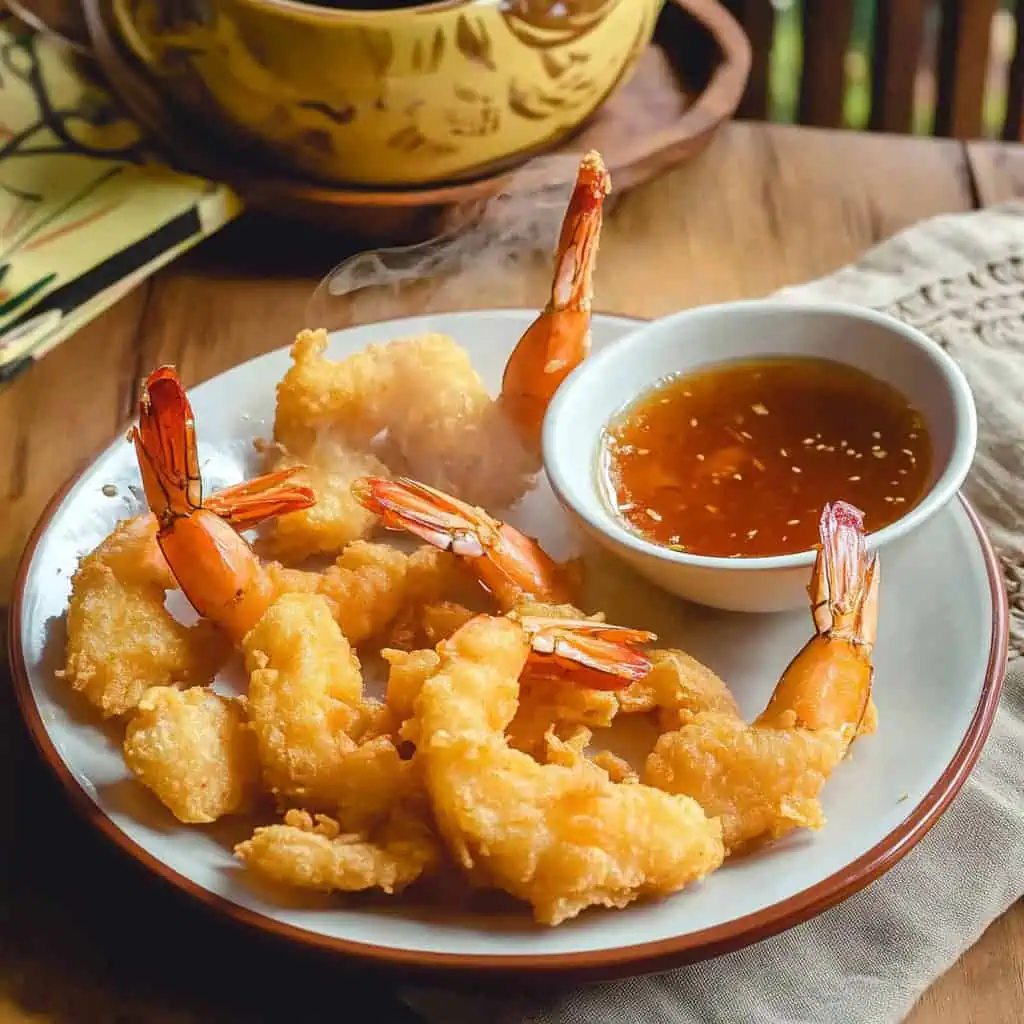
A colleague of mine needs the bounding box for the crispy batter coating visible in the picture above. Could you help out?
[412,615,724,925]
[235,805,440,896]
[382,647,441,731]
[644,715,847,854]
[256,441,390,563]
[273,329,395,453]
[123,686,261,824]
[618,648,741,728]
[265,541,476,648]
[59,519,227,717]
[242,592,367,808]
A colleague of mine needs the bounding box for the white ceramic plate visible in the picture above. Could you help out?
[9,310,1007,979]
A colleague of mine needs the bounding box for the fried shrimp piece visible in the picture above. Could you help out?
[273,328,397,453]
[123,686,261,823]
[234,804,439,896]
[129,364,317,647]
[618,648,741,728]
[412,615,724,926]
[265,541,477,648]
[643,502,881,855]
[273,329,537,510]
[373,334,539,510]
[255,441,391,563]
[242,591,368,808]
[59,519,227,718]
[382,647,441,730]
[354,476,579,610]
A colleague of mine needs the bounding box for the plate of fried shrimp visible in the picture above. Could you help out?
[9,153,1007,978]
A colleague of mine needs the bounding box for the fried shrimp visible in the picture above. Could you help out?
[255,440,391,562]
[123,686,261,824]
[617,648,741,728]
[59,517,227,717]
[411,614,724,925]
[241,591,369,808]
[643,501,880,855]
[273,329,537,510]
[234,804,439,896]
[235,592,444,895]
[353,476,578,609]
[263,540,477,648]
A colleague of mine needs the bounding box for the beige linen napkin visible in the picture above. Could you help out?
[399,201,1024,1024]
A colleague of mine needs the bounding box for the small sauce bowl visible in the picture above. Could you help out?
[542,300,978,613]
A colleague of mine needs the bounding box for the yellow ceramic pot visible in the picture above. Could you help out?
[110,0,663,187]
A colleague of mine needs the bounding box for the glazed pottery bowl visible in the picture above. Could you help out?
[543,300,979,613]
[109,0,662,187]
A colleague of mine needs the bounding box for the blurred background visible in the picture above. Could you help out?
[734,0,1017,136]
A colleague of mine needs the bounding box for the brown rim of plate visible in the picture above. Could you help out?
[6,325,1010,984]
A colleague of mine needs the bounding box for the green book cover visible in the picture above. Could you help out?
[0,13,242,386]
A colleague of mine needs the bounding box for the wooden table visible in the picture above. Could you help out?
[1,120,1022,1023]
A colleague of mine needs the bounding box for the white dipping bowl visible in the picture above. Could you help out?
[542,300,978,613]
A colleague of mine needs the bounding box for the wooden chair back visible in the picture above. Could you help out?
[724,0,1024,140]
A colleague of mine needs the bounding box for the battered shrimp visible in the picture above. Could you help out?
[236,593,444,895]
[234,804,440,897]
[241,591,371,808]
[255,440,391,562]
[411,614,723,925]
[123,686,261,824]
[58,517,226,717]
[643,501,880,855]
[271,151,610,505]
[617,648,741,728]
[264,541,478,648]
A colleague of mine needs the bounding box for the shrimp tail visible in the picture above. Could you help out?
[499,150,612,452]
[810,500,879,652]
[206,467,317,529]
[351,476,496,556]
[352,475,572,608]
[133,366,315,528]
[757,500,879,737]
[518,615,656,691]
[132,365,201,521]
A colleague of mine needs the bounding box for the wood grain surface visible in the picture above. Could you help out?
[1,120,1021,1023]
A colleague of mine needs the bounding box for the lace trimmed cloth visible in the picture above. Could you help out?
[401,201,1024,1024]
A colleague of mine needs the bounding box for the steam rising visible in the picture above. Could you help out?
[305,152,594,330]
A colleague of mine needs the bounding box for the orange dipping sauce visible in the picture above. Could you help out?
[602,355,933,558]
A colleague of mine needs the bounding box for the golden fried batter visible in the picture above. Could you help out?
[273,329,538,510]
[256,441,390,563]
[243,592,367,807]
[60,519,227,717]
[123,686,261,824]
[618,648,741,728]
[265,541,477,648]
[412,615,724,925]
[644,715,847,854]
[235,806,439,896]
